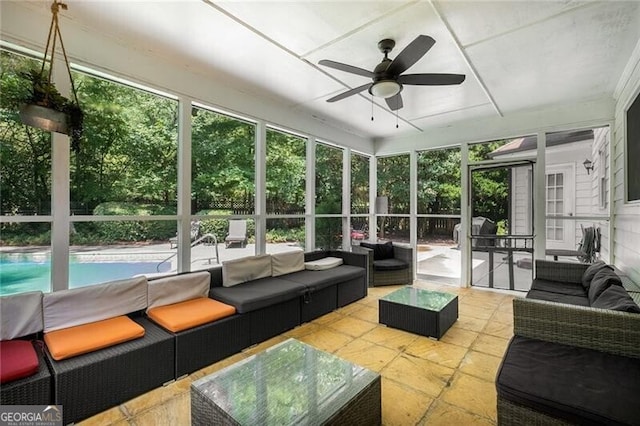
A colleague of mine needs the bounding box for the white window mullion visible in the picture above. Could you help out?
[343,148,351,250]
[306,137,316,251]
[410,150,417,279]
[177,97,192,272]
[255,121,267,255]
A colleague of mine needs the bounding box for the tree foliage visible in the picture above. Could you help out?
[1,49,512,246]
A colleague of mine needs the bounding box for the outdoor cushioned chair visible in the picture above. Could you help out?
[0,291,52,406]
[146,271,248,378]
[353,241,413,287]
[225,219,248,248]
[42,276,174,424]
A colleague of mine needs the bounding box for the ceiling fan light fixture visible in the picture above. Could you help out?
[369,80,401,98]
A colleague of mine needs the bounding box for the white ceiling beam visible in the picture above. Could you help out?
[429,0,503,117]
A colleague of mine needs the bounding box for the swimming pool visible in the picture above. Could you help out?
[0,259,171,295]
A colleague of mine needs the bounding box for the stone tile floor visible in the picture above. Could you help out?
[79,280,518,426]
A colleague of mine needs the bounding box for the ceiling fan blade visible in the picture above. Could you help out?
[386,35,435,76]
[385,93,403,111]
[319,60,374,78]
[398,73,466,85]
[326,83,372,102]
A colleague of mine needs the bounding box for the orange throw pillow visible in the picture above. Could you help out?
[147,297,236,333]
[45,316,145,361]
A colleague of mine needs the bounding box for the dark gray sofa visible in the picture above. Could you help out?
[209,250,367,345]
[496,260,640,425]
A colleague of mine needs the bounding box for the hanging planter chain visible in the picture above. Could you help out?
[40,1,80,107]
[19,0,83,152]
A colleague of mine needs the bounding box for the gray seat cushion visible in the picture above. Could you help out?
[525,289,590,306]
[497,336,640,425]
[373,258,408,271]
[529,279,587,297]
[209,277,306,314]
[280,265,365,291]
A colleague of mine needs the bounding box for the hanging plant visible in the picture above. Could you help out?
[18,1,83,152]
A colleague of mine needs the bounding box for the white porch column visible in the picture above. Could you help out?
[50,56,70,292]
[369,156,377,242]
[534,132,547,263]
[460,141,470,287]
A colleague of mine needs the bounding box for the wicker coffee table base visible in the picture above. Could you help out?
[379,296,458,339]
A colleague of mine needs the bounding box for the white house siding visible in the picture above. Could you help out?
[511,166,532,238]
[612,46,640,283]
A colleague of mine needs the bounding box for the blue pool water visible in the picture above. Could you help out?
[0,260,171,295]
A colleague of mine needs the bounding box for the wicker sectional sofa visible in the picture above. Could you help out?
[0,249,367,424]
[496,260,640,425]
[208,249,368,345]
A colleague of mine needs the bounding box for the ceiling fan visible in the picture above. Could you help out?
[319,35,465,111]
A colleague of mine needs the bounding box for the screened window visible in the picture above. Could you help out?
[266,129,305,215]
[377,155,410,215]
[315,143,342,214]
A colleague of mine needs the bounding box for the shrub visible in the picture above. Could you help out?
[90,202,176,242]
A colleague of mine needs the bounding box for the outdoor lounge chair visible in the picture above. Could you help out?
[169,221,200,249]
[545,225,600,263]
[225,220,247,248]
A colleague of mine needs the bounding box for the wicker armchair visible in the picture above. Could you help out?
[496,298,640,425]
[353,242,413,287]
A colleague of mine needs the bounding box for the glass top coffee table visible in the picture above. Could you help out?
[379,286,458,339]
[191,338,381,425]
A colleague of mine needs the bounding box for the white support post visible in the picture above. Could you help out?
[343,148,351,250]
[369,156,377,242]
[606,123,614,264]
[410,150,417,280]
[460,142,470,287]
[50,56,70,292]
[256,121,267,255]
[306,137,316,251]
[177,98,192,272]
[534,132,547,263]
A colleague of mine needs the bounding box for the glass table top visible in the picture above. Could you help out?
[191,338,379,425]
[380,286,457,312]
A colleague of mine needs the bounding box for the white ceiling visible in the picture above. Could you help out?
[3,0,640,142]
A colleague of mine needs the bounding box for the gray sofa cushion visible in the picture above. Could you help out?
[373,258,408,271]
[497,336,640,425]
[588,269,622,304]
[592,284,640,313]
[529,279,587,297]
[279,265,365,291]
[581,260,613,289]
[209,277,306,314]
[525,289,589,306]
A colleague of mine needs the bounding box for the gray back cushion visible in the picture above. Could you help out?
[592,285,640,313]
[0,291,43,340]
[581,261,613,289]
[43,276,148,332]
[587,269,622,304]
